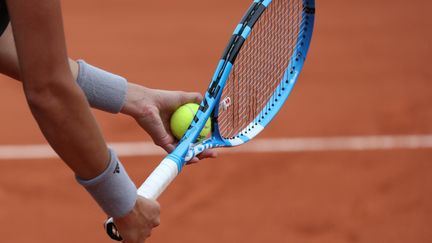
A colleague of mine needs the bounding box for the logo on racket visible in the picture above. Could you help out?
[220,97,231,111]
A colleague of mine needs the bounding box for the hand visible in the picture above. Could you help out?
[113,197,160,243]
[121,83,217,163]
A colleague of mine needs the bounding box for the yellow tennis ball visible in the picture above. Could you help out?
[170,103,211,141]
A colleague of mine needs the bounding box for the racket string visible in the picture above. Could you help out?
[218,0,303,138]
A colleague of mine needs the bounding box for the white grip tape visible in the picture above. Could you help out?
[137,158,179,200]
[104,158,178,241]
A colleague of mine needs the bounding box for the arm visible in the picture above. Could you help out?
[0,23,217,162]
[7,0,107,178]
[6,0,158,241]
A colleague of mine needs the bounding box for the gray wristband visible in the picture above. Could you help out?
[76,60,127,113]
[76,148,137,218]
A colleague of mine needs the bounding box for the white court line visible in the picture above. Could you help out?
[0,134,431,160]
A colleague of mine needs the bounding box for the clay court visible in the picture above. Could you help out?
[1,0,431,242]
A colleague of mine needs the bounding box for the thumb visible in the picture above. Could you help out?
[135,106,176,153]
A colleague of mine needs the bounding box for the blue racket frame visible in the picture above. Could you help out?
[105,0,315,240]
[171,0,315,172]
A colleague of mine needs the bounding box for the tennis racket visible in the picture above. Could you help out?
[105,0,315,240]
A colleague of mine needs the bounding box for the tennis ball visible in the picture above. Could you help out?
[170,103,211,141]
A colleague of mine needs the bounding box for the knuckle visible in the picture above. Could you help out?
[195,93,203,101]
[137,104,158,118]
[153,139,164,147]
[153,217,161,227]
[154,203,161,212]
[154,135,173,148]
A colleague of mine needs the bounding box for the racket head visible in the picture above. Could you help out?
[171,0,315,169]
[210,0,315,146]
[104,1,314,240]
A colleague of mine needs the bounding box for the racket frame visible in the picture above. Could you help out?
[105,0,315,240]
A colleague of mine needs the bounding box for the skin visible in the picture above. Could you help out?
[1,0,216,242]
[0,24,216,163]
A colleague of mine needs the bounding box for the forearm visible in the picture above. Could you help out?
[26,76,138,216]
[7,0,109,179]
[25,77,109,179]
[0,26,129,115]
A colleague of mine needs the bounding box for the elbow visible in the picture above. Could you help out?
[23,76,81,111]
[24,86,53,111]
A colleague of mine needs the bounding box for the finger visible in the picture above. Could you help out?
[185,149,217,165]
[163,143,176,153]
[135,106,176,153]
[177,91,203,105]
[153,216,161,227]
[187,157,200,164]
[197,149,218,159]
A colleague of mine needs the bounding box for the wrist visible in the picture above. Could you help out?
[76,60,128,113]
[120,83,156,117]
[76,148,137,218]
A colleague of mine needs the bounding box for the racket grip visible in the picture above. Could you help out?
[104,157,179,241]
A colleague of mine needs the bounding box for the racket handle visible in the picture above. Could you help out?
[104,157,179,241]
